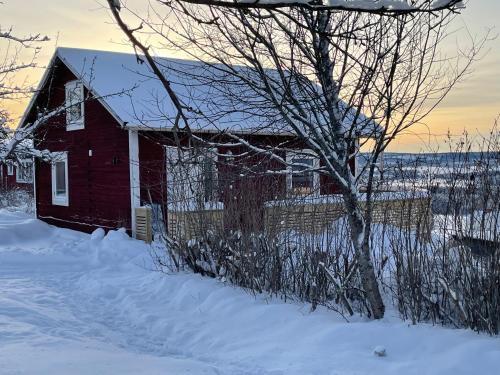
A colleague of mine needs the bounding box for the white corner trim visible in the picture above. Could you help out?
[355,138,360,178]
[33,156,37,217]
[128,130,140,237]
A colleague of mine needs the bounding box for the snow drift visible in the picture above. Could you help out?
[0,211,498,374]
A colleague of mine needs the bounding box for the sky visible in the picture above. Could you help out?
[1,0,499,152]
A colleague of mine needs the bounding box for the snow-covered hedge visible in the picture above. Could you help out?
[0,188,34,213]
[159,136,499,333]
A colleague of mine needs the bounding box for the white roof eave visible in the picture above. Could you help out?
[17,49,126,130]
[57,52,126,128]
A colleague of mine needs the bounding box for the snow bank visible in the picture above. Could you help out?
[0,210,498,374]
[0,210,89,266]
[0,210,52,247]
[72,267,500,375]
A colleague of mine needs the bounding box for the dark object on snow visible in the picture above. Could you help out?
[373,346,387,357]
[451,235,499,257]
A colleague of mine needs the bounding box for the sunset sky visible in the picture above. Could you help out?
[2,0,499,152]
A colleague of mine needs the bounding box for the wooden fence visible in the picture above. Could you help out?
[167,195,432,241]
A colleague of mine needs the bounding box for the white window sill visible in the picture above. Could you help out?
[16,180,33,184]
[52,197,69,207]
[66,122,84,131]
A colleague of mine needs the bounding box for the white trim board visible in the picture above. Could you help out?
[33,156,37,217]
[128,130,141,237]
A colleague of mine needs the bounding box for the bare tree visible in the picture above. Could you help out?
[107,0,484,318]
[156,0,465,14]
[0,1,50,160]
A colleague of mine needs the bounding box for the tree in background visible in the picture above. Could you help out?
[0,4,49,160]
[107,0,485,318]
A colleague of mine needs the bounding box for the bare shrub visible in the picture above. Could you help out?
[153,128,499,333]
[383,130,499,334]
[0,188,34,213]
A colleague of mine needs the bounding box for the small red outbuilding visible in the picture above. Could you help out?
[0,153,33,191]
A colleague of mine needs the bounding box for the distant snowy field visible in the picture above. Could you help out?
[0,209,498,375]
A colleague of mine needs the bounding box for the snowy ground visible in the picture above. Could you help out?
[0,209,499,374]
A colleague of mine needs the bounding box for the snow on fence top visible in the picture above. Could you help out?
[265,190,430,207]
[22,47,381,137]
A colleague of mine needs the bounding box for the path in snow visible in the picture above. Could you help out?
[0,211,224,374]
[0,210,499,375]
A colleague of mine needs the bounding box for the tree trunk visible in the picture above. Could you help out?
[344,191,385,319]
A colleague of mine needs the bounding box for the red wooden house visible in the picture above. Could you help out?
[0,142,34,191]
[18,48,376,236]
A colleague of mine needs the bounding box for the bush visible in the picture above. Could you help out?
[157,131,500,333]
[0,188,34,213]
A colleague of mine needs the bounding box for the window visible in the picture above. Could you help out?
[201,153,218,203]
[7,164,14,176]
[291,158,314,192]
[286,151,319,196]
[51,153,69,206]
[16,160,33,183]
[65,80,84,130]
[166,147,218,210]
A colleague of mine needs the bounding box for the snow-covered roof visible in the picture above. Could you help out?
[21,47,381,137]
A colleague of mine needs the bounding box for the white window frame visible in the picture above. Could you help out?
[286,149,320,197]
[15,159,33,184]
[51,152,69,206]
[65,80,85,131]
[166,146,219,210]
[7,164,14,176]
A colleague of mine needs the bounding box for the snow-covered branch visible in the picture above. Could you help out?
[0,2,51,154]
[0,106,65,163]
[0,29,49,47]
[168,0,465,14]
